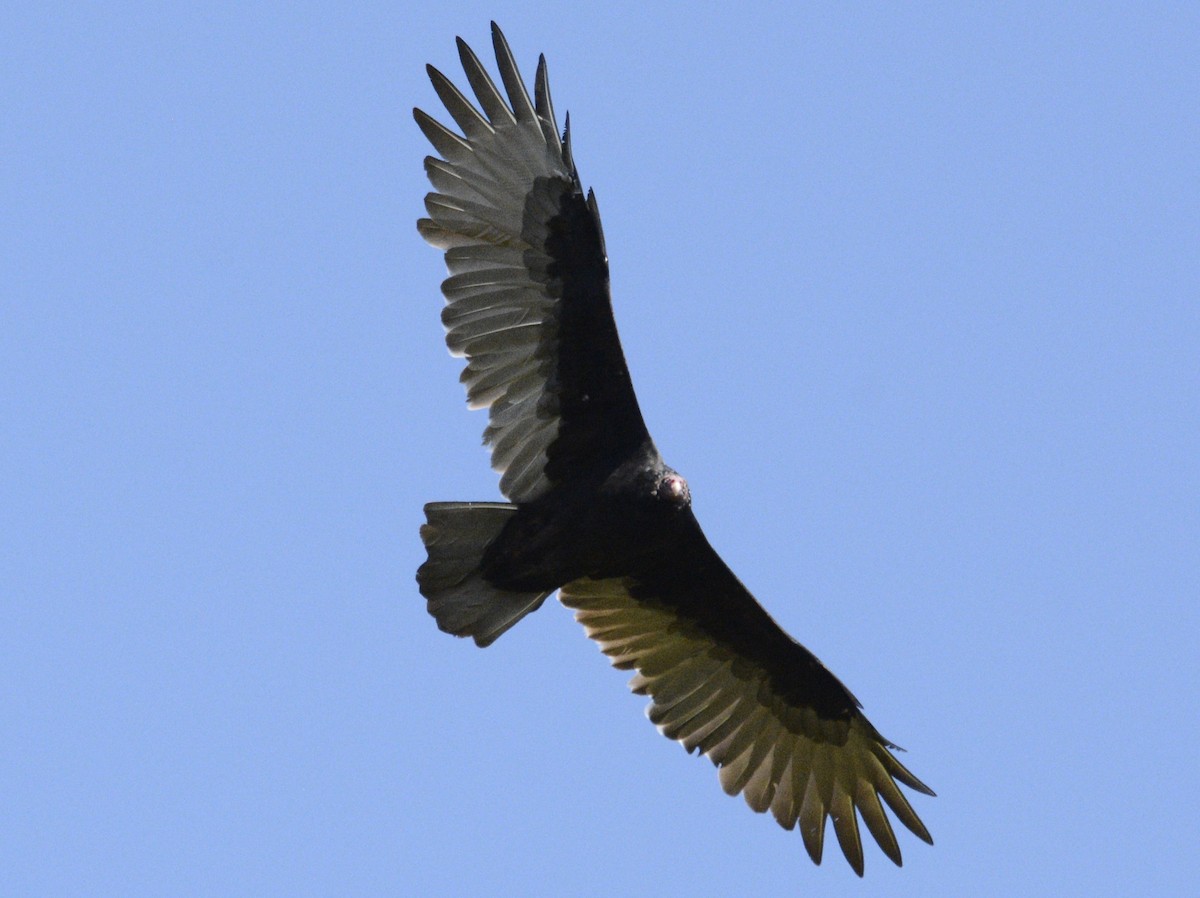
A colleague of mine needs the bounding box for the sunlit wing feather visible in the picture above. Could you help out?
[560,576,934,876]
[415,26,577,502]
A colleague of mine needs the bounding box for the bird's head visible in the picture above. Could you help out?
[654,471,691,508]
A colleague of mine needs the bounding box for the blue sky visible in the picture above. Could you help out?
[4,2,1198,895]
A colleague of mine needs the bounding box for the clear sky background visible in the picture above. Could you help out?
[4,2,1198,895]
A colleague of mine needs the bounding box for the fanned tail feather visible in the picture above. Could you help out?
[417,502,552,647]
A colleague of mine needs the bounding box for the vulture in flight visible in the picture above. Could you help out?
[414,23,934,875]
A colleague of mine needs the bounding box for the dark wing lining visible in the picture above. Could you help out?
[558,515,934,876]
[416,24,651,501]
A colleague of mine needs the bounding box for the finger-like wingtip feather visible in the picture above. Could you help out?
[490,24,537,123]
[562,111,576,175]
[534,55,563,154]
[427,64,494,138]
[457,35,515,127]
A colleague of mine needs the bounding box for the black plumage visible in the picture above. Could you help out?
[414,23,934,875]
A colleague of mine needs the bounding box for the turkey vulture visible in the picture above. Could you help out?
[414,23,934,875]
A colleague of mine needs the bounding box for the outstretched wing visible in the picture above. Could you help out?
[416,23,651,502]
[559,513,934,876]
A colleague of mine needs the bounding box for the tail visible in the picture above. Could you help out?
[417,502,553,647]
